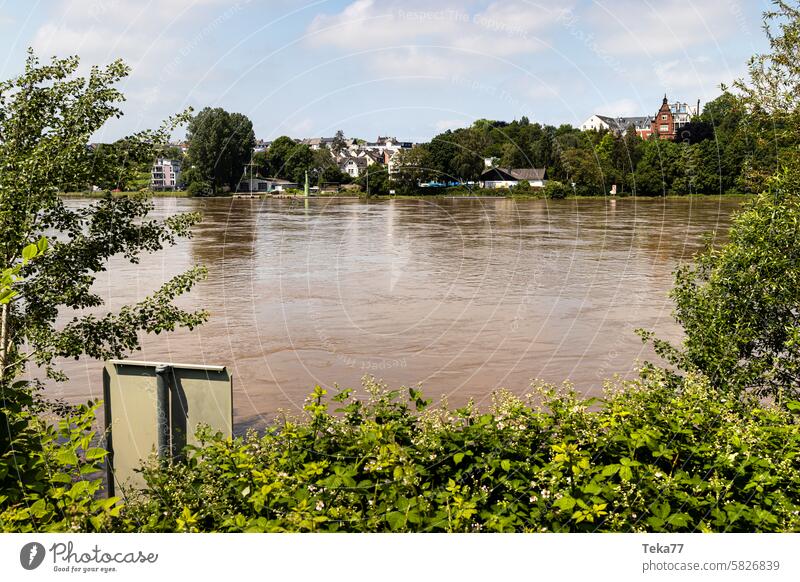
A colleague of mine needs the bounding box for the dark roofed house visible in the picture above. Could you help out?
[581,114,653,139]
[479,167,546,189]
[340,156,370,178]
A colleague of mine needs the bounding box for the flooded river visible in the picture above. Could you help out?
[50,196,743,429]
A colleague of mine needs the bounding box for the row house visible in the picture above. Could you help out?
[301,136,357,150]
[358,136,413,155]
[580,115,652,139]
[337,150,382,178]
[650,96,700,139]
[581,95,700,140]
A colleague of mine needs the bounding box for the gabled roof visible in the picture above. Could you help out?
[480,167,546,181]
[594,115,651,131]
[341,157,369,169]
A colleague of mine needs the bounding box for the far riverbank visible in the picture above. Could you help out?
[60,189,752,202]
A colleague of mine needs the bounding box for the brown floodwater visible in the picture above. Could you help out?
[47,196,743,430]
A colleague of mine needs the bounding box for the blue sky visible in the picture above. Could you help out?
[0,0,770,142]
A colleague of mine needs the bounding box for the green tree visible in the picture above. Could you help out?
[451,129,487,183]
[393,147,432,193]
[0,51,208,532]
[86,140,153,191]
[265,135,297,179]
[427,131,460,182]
[633,140,683,196]
[331,130,347,155]
[643,169,800,401]
[561,147,603,196]
[642,2,800,402]
[0,51,208,381]
[186,107,255,193]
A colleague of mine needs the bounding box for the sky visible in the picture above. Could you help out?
[0,0,772,143]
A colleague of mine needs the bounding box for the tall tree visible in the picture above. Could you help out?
[331,130,347,154]
[265,136,297,179]
[186,107,255,193]
[642,1,800,402]
[393,147,432,193]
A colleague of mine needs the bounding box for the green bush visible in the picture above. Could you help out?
[641,168,800,403]
[543,180,571,199]
[186,179,213,197]
[0,382,120,532]
[120,372,800,533]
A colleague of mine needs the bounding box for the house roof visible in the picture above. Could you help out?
[594,115,651,131]
[341,157,369,170]
[480,167,546,181]
[264,177,298,185]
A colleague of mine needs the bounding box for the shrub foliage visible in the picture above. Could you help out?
[119,373,800,533]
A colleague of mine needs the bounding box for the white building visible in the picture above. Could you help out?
[479,167,546,189]
[151,158,181,190]
[669,101,700,130]
[580,114,653,138]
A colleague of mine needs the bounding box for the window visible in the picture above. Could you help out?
[660,124,669,132]
[661,114,667,120]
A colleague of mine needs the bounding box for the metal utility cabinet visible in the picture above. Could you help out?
[102,360,233,496]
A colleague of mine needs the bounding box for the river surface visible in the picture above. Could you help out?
[48,196,743,429]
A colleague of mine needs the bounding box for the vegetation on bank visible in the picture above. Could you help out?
[121,372,800,533]
[59,190,190,198]
[2,1,800,533]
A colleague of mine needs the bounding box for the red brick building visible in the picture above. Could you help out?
[651,95,676,140]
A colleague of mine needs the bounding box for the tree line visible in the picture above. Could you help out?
[173,88,786,197]
[388,91,783,197]
[79,87,785,198]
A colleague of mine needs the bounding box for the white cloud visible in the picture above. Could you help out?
[307,1,571,73]
[31,0,237,78]
[433,118,468,132]
[653,57,744,99]
[599,98,641,117]
[376,47,472,77]
[588,0,741,56]
[29,0,246,136]
[281,117,314,136]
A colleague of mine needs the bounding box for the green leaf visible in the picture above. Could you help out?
[386,511,405,531]
[21,243,38,261]
[554,496,576,511]
[453,452,465,465]
[500,459,511,472]
[601,464,620,477]
[84,447,107,460]
[54,448,79,466]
